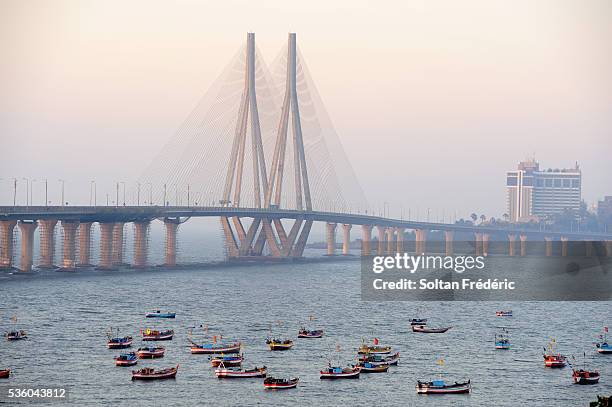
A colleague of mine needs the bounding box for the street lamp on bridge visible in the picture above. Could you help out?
[58,179,65,206]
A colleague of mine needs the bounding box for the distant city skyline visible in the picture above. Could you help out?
[1,0,611,220]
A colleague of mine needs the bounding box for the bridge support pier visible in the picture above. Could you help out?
[415,229,427,254]
[112,223,125,266]
[97,222,115,270]
[444,231,454,256]
[585,241,593,257]
[18,221,37,272]
[341,224,351,255]
[519,234,527,257]
[133,221,149,268]
[606,241,612,257]
[482,233,490,256]
[0,220,17,269]
[376,226,386,255]
[544,237,553,257]
[395,228,404,253]
[560,236,568,257]
[164,218,180,267]
[60,221,79,270]
[508,234,516,256]
[386,228,395,254]
[38,219,57,269]
[326,223,337,256]
[474,233,482,256]
[78,222,93,267]
[361,225,372,256]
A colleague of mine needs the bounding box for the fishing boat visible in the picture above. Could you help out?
[263,377,299,390]
[358,351,400,366]
[0,369,10,378]
[410,318,427,326]
[137,346,165,359]
[416,379,471,394]
[210,354,243,367]
[543,339,566,368]
[141,329,174,341]
[115,352,138,367]
[131,365,178,380]
[358,338,391,355]
[266,338,294,351]
[5,330,27,341]
[357,362,389,373]
[298,328,324,338]
[215,366,267,378]
[595,327,611,354]
[320,365,361,379]
[190,340,241,354]
[145,310,176,319]
[572,369,600,385]
[496,310,513,317]
[412,325,452,334]
[107,336,132,349]
[495,329,511,350]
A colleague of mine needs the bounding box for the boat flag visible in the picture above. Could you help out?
[373,338,379,345]
[336,344,341,352]
[213,335,217,344]
[437,359,445,366]
[605,326,609,333]
[10,315,17,322]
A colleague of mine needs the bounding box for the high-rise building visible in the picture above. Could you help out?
[506,159,581,222]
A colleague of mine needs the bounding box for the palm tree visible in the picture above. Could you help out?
[480,214,486,224]
[502,213,509,222]
[470,213,478,224]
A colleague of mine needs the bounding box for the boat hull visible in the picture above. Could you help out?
[191,345,241,354]
[115,359,138,367]
[412,326,452,334]
[142,334,173,341]
[416,381,471,394]
[145,313,175,318]
[298,330,323,338]
[107,339,132,349]
[358,364,389,373]
[268,343,293,351]
[0,369,10,379]
[137,350,165,359]
[215,368,267,378]
[264,382,298,389]
[131,366,178,380]
[320,369,361,379]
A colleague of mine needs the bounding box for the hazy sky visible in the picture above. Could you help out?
[1,0,610,219]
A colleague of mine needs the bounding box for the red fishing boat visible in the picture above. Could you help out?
[137,346,165,358]
[412,325,452,334]
[115,352,138,367]
[0,369,10,378]
[543,339,566,368]
[572,369,600,385]
[215,366,267,378]
[210,354,244,367]
[141,329,174,341]
[131,365,178,380]
[190,340,241,354]
[263,377,299,390]
[320,365,361,379]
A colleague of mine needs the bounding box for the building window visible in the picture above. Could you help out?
[563,179,570,187]
[545,179,553,187]
[536,178,544,187]
[554,179,562,187]
[523,176,533,186]
[572,179,580,188]
[507,176,517,186]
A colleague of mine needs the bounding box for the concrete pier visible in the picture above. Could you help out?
[111,222,125,266]
[341,224,351,255]
[78,222,93,266]
[606,241,612,257]
[326,222,337,256]
[38,219,57,268]
[415,229,426,254]
[18,221,37,272]
[508,234,516,256]
[0,220,17,269]
[133,221,149,268]
[444,231,454,256]
[519,234,527,257]
[545,237,553,257]
[98,222,115,270]
[60,221,79,270]
[376,226,386,255]
[474,233,483,256]
[386,228,394,254]
[482,233,490,256]
[585,241,593,257]
[395,228,404,253]
[361,225,372,256]
[164,219,180,266]
[561,236,568,257]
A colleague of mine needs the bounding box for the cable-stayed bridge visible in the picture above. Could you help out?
[1,33,611,272]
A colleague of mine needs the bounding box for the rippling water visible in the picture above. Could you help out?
[1,257,611,406]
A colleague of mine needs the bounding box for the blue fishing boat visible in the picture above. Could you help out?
[596,327,611,354]
[495,329,510,350]
[145,310,176,319]
[115,352,138,367]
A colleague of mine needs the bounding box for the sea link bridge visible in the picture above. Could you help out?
[2,33,611,272]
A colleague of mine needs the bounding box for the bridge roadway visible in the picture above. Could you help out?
[1,205,611,241]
